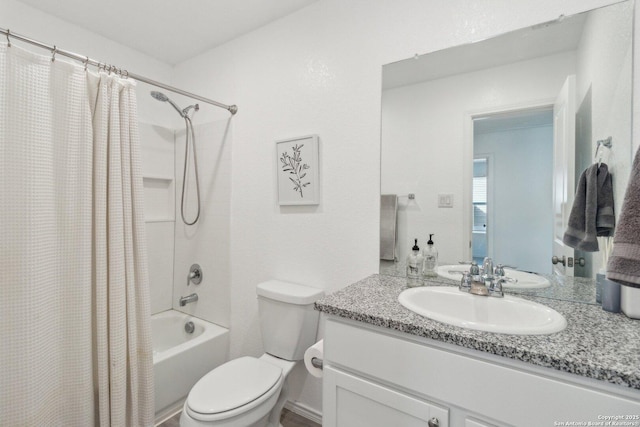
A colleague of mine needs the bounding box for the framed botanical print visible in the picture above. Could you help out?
[276,135,320,205]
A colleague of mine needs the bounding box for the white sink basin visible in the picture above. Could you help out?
[437,265,551,289]
[398,286,566,335]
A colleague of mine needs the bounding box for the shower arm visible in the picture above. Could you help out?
[0,26,238,115]
[143,75,234,115]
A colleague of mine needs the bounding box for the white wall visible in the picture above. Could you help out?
[382,52,575,264]
[0,0,175,127]
[172,0,620,415]
[475,125,554,274]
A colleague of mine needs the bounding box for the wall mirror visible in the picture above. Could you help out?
[379,0,633,301]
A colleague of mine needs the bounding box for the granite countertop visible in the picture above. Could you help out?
[315,274,640,390]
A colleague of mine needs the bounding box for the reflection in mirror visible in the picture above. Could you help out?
[472,108,554,274]
[380,0,633,296]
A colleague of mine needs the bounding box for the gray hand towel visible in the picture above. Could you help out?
[596,164,615,235]
[607,147,640,287]
[563,163,614,252]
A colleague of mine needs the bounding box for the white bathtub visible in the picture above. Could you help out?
[152,310,229,423]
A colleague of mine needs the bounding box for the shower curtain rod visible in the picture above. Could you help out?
[0,27,238,115]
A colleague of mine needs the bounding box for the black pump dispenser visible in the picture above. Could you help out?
[427,234,435,245]
[412,238,420,252]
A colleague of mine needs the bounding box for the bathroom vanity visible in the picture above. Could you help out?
[316,275,640,427]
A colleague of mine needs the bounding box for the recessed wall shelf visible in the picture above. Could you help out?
[143,175,175,222]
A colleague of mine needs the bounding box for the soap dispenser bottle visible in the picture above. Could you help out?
[406,238,424,287]
[422,234,438,278]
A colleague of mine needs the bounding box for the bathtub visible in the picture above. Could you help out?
[152,310,229,424]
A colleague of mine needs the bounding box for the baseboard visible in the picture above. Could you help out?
[284,400,323,425]
[155,399,321,426]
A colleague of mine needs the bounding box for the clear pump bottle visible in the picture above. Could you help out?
[422,234,438,278]
[406,238,424,287]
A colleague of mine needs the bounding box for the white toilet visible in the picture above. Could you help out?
[180,280,324,427]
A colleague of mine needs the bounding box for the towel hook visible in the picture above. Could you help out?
[6,29,11,47]
[597,137,613,149]
[595,136,613,167]
[51,45,57,62]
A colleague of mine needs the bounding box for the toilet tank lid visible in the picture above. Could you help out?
[256,280,324,305]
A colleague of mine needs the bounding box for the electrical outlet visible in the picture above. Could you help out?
[438,193,454,208]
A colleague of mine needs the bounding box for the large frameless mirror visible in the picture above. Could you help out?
[379,0,634,303]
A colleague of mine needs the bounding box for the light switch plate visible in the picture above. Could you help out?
[438,193,454,208]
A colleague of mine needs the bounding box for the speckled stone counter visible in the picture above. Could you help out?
[315,274,640,390]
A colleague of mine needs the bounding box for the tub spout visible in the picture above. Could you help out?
[179,293,198,306]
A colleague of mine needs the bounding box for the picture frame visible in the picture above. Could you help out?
[276,135,320,205]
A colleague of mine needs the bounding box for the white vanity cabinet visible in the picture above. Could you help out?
[322,318,640,427]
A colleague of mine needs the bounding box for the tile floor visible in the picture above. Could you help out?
[158,408,321,427]
[281,408,322,427]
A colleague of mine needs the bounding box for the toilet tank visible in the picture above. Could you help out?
[256,280,324,361]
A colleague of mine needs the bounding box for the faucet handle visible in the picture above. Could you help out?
[469,261,480,276]
[488,278,505,298]
[189,264,203,285]
[459,272,472,292]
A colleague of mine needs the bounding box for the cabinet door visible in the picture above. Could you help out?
[323,366,449,427]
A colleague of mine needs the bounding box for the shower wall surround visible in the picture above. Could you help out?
[140,124,176,314]
[172,121,232,328]
[140,121,232,328]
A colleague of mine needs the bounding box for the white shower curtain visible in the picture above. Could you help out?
[0,44,153,426]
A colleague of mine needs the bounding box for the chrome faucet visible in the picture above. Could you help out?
[179,293,199,306]
[459,257,504,298]
[462,276,504,298]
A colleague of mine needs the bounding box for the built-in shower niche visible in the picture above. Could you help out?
[143,175,175,222]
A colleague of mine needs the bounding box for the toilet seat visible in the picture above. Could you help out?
[186,356,283,422]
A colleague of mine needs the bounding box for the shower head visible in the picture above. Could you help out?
[150,91,168,102]
[150,90,187,117]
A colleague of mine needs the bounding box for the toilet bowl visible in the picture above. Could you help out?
[180,355,294,427]
[180,280,324,427]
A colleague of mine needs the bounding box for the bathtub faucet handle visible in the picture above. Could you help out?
[189,264,202,285]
